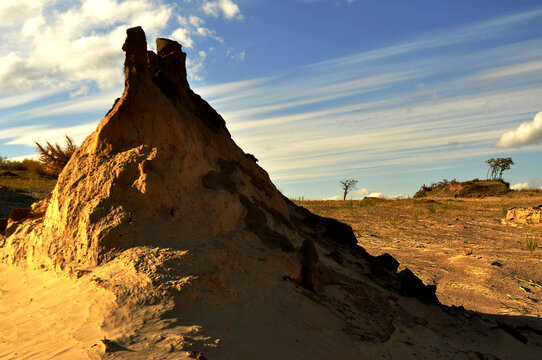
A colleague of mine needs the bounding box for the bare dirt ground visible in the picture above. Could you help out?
[0,187,43,218]
[0,170,55,218]
[295,192,542,318]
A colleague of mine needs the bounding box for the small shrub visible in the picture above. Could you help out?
[35,136,77,176]
[526,238,539,254]
[414,178,458,198]
[427,204,436,214]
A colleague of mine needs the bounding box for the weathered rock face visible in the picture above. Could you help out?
[1,27,541,359]
[506,205,542,224]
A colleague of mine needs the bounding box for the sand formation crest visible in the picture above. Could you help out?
[2,26,303,271]
[1,27,542,358]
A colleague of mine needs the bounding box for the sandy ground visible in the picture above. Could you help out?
[1,192,542,359]
[296,193,542,318]
[0,264,114,360]
[0,187,40,218]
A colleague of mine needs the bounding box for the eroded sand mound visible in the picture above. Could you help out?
[507,205,542,225]
[1,27,542,359]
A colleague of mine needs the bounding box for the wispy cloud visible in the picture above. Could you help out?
[2,5,542,197]
[311,7,542,71]
[0,122,98,147]
[1,89,122,124]
[0,87,70,110]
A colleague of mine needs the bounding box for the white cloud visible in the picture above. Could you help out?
[173,14,224,49]
[495,111,542,147]
[511,178,542,190]
[323,191,384,200]
[189,15,205,27]
[203,0,243,20]
[0,0,42,27]
[0,0,242,95]
[186,51,207,81]
[202,2,219,17]
[0,0,173,93]
[219,0,242,19]
[172,27,195,48]
[353,188,383,198]
[511,182,529,190]
[387,194,407,199]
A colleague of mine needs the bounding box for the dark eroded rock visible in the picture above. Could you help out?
[9,208,32,222]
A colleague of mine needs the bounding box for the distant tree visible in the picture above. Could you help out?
[486,157,514,180]
[486,158,496,179]
[340,179,358,200]
[35,136,78,176]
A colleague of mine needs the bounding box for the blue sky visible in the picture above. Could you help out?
[1,0,542,199]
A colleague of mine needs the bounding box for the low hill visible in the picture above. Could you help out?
[414,178,511,198]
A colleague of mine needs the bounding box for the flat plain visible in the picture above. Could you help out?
[295,192,542,318]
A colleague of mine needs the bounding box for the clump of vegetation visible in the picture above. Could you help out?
[23,159,50,176]
[0,136,77,193]
[414,178,458,198]
[526,237,538,254]
[35,136,78,176]
[0,156,48,175]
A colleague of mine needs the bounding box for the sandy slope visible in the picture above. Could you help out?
[0,264,114,359]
